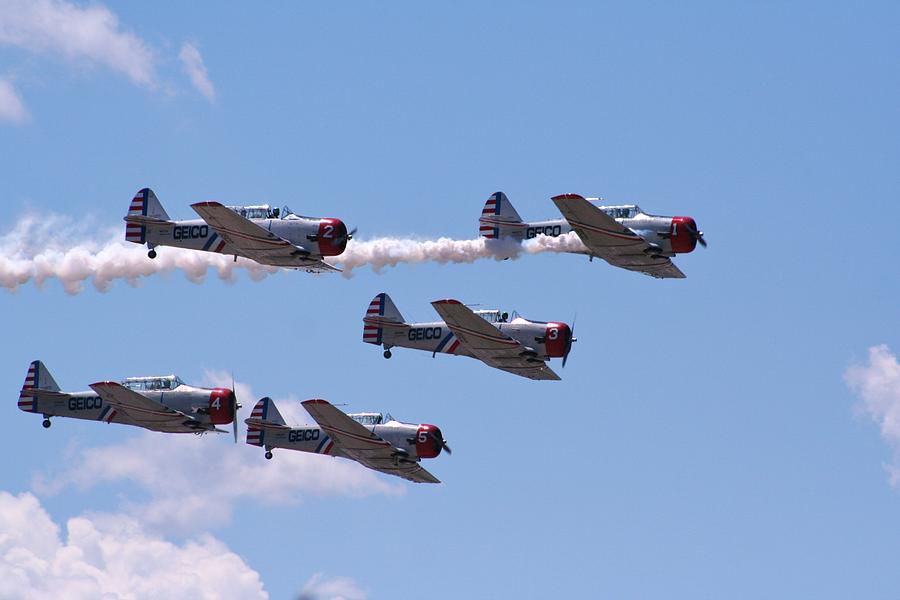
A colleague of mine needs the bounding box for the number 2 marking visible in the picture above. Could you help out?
[322,225,334,239]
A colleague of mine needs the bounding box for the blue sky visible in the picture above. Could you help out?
[1,1,899,598]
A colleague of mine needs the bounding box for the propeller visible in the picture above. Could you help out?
[562,315,577,368]
[426,429,452,455]
[335,226,357,246]
[230,373,240,444]
[684,222,707,248]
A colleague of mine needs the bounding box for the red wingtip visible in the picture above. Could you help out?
[302,399,329,406]
[551,193,586,202]
[89,380,117,388]
[191,201,224,208]
[432,299,462,305]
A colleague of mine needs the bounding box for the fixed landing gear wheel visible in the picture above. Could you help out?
[383,350,392,359]
[148,249,157,259]
[42,419,51,429]
[265,451,273,460]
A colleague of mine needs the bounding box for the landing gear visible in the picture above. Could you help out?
[42,418,51,429]
[265,451,273,460]
[383,349,392,359]
[148,249,157,259]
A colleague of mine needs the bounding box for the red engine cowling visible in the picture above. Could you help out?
[670,217,699,254]
[415,424,444,459]
[316,218,348,256]
[544,322,572,358]
[208,388,236,424]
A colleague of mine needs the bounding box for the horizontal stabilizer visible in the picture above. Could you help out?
[123,215,174,226]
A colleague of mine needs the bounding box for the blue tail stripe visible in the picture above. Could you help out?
[202,232,219,251]
[435,332,454,353]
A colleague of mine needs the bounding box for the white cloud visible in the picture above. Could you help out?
[0,0,156,86]
[0,78,27,123]
[298,573,367,600]
[845,344,900,486]
[179,41,216,102]
[32,375,402,532]
[0,491,267,599]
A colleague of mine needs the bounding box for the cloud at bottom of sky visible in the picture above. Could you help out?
[0,491,267,600]
[298,573,368,600]
[845,344,900,486]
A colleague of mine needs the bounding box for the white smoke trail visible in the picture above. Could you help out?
[333,231,587,277]
[0,211,588,293]
[0,212,278,294]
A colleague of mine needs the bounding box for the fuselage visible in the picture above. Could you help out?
[484,203,700,256]
[143,214,348,258]
[19,378,235,431]
[252,415,444,461]
[383,314,571,360]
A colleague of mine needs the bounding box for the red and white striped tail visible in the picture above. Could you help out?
[125,188,148,243]
[246,425,263,446]
[18,361,39,412]
[479,193,500,238]
[23,362,36,390]
[363,294,384,345]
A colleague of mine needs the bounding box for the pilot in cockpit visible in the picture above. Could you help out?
[271,207,280,219]
[500,312,509,323]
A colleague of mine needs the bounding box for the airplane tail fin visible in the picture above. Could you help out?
[125,188,171,244]
[246,397,285,446]
[363,292,406,345]
[18,360,61,413]
[479,191,526,239]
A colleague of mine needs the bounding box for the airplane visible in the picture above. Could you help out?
[245,397,448,484]
[479,191,706,278]
[362,293,575,381]
[124,187,355,273]
[17,360,241,440]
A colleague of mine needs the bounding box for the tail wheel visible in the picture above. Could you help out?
[42,418,51,429]
[383,350,392,359]
[148,249,157,259]
[264,451,273,460]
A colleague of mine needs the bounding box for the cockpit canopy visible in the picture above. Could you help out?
[225,204,300,220]
[591,203,641,219]
[349,412,394,426]
[474,309,520,324]
[594,204,641,219]
[121,375,186,391]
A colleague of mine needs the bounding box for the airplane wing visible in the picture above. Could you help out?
[89,382,219,434]
[301,399,440,484]
[190,201,341,273]
[551,194,686,279]
[430,300,561,381]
